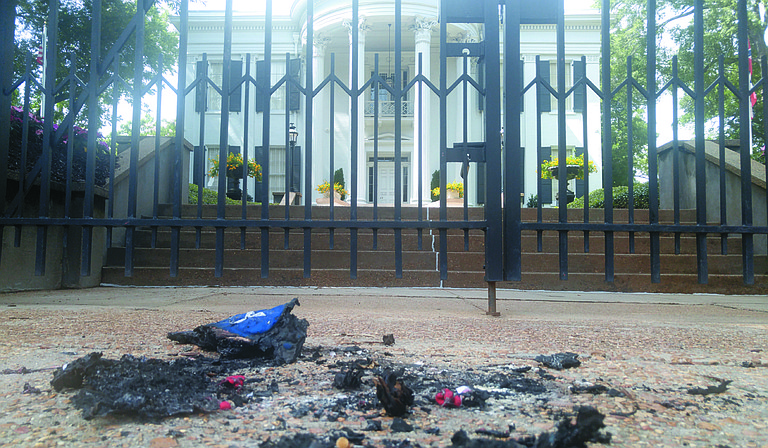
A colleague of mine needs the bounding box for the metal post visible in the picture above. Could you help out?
[486,281,500,316]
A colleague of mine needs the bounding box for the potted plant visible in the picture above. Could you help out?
[209,153,262,181]
[540,155,596,181]
[316,180,348,200]
[540,155,596,204]
[431,181,464,199]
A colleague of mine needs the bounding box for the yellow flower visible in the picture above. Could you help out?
[316,180,347,197]
[431,181,464,198]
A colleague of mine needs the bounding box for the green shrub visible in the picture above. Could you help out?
[189,183,240,205]
[526,194,538,208]
[430,170,440,201]
[568,183,656,209]
[333,168,346,200]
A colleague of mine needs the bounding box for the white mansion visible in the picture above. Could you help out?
[175,0,602,205]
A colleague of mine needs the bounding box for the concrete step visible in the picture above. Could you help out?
[127,228,742,256]
[156,203,699,223]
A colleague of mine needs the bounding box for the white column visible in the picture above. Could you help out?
[312,35,330,203]
[411,17,436,203]
[343,18,370,204]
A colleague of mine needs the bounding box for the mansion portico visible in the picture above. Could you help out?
[175,0,602,205]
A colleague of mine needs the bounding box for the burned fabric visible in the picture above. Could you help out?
[535,352,581,370]
[374,370,414,417]
[167,298,309,364]
[51,352,221,420]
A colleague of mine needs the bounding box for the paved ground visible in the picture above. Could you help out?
[0,286,766,447]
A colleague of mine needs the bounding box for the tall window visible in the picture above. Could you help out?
[207,62,223,111]
[549,61,572,111]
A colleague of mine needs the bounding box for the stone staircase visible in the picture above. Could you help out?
[102,204,768,294]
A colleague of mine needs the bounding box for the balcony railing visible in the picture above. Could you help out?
[365,100,414,117]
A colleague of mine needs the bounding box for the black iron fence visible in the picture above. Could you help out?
[1,0,767,294]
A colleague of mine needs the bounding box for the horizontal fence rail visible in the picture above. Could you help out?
[0,0,767,291]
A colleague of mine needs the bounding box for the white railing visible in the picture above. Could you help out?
[364,100,414,117]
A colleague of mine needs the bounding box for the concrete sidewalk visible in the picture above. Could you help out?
[0,285,766,313]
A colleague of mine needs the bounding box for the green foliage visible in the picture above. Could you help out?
[333,168,346,200]
[188,183,239,205]
[568,183,656,209]
[526,194,538,208]
[118,112,176,137]
[13,0,179,127]
[430,170,440,201]
[609,0,768,181]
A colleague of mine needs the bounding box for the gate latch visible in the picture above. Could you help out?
[447,141,485,180]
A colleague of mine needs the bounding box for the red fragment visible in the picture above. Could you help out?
[219,401,232,410]
[435,388,462,407]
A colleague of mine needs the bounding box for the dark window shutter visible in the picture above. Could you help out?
[290,144,301,192]
[573,59,586,113]
[229,60,243,112]
[475,162,485,205]
[520,60,525,113]
[195,61,207,112]
[539,149,552,204]
[575,147,585,198]
[253,146,264,201]
[402,70,408,101]
[537,60,551,113]
[478,58,485,111]
[193,145,204,185]
[256,60,268,113]
[288,58,301,111]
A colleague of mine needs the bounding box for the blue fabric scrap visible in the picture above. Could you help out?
[211,302,287,338]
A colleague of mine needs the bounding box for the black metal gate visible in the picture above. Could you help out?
[1,0,767,299]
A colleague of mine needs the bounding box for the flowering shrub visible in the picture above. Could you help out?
[316,180,348,197]
[540,155,597,180]
[8,106,114,186]
[208,152,262,180]
[431,181,464,199]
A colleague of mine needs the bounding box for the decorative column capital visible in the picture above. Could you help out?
[411,17,437,45]
[313,34,331,57]
[342,17,372,40]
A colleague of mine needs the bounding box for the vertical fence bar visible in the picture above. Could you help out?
[125,0,145,277]
[214,0,234,278]
[260,0,273,279]
[580,55,590,254]
[394,0,403,278]
[195,53,207,249]
[107,56,120,250]
[504,1,522,281]
[37,0,59,276]
[241,53,250,250]
[0,0,14,220]
[438,1,448,281]
[329,53,336,250]
[63,60,76,281]
[373,55,380,248]
[626,56,635,254]
[152,54,163,250]
[350,0,359,279]
[601,0,614,282]
[484,0,503,283]
[303,0,314,278]
[737,0,754,284]
[672,56,681,255]
[462,54,469,251]
[283,53,291,251]
[417,53,424,251]
[535,56,544,253]
[81,0,101,276]
[718,55,728,255]
[647,0,660,283]
[556,1,568,280]
[693,0,708,283]
[171,0,189,277]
